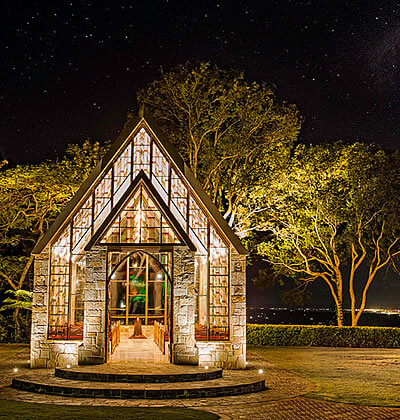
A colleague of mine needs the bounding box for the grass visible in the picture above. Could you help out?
[0,400,219,419]
[251,346,400,407]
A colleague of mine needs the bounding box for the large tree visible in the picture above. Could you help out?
[137,62,301,227]
[0,140,108,340]
[247,142,400,326]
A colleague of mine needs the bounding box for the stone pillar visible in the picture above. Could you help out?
[172,246,198,365]
[230,248,247,369]
[30,251,50,368]
[79,245,107,364]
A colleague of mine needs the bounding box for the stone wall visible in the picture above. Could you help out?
[78,245,107,364]
[30,245,107,368]
[172,246,198,365]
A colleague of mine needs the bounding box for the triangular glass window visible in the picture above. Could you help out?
[101,183,182,245]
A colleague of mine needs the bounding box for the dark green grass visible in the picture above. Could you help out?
[251,346,400,407]
[0,400,219,419]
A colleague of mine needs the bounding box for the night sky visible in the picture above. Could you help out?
[1,1,400,308]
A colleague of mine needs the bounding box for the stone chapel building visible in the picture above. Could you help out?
[30,108,247,369]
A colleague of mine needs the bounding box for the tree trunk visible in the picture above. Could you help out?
[336,298,344,326]
[12,307,20,342]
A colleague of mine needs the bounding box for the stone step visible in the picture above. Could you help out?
[12,374,266,399]
[55,366,223,383]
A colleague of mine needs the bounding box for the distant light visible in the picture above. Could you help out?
[156,273,163,280]
[13,368,18,373]
[204,365,209,370]
[258,369,263,374]
[245,361,249,365]
[27,360,30,364]
[66,364,71,369]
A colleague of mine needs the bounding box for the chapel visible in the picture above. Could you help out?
[30,108,247,369]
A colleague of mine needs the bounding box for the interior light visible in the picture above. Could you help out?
[13,368,18,373]
[204,365,209,370]
[66,364,71,369]
[258,369,263,374]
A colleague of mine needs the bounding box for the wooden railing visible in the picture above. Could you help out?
[111,321,120,354]
[154,321,168,354]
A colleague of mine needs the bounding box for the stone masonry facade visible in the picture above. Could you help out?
[30,245,108,368]
[31,245,246,369]
[172,246,198,365]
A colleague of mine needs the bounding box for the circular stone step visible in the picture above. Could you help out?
[55,366,223,383]
[12,375,266,400]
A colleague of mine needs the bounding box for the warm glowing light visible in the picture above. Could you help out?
[258,369,263,374]
[13,368,18,373]
[66,364,71,368]
[204,365,209,370]
[245,361,249,365]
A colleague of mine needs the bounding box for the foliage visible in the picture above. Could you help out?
[247,324,400,348]
[0,139,108,341]
[248,142,400,325]
[0,314,7,342]
[0,289,32,311]
[138,62,301,227]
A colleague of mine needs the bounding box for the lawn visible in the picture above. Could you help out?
[0,400,218,419]
[251,346,400,407]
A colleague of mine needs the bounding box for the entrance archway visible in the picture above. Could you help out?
[106,250,173,363]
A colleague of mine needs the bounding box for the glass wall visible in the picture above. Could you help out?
[101,184,181,245]
[108,251,171,326]
[48,123,231,341]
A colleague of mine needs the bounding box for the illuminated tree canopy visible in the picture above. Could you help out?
[0,140,108,340]
[138,62,301,227]
[248,142,400,326]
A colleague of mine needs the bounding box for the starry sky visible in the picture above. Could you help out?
[2,1,400,164]
[1,1,400,308]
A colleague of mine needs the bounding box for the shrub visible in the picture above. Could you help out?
[247,324,400,348]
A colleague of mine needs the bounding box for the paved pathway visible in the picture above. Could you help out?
[0,344,399,419]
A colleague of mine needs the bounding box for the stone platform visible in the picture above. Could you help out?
[55,363,222,382]
[12,362,265,399]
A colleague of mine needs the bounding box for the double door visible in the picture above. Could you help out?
[108,250,171,326]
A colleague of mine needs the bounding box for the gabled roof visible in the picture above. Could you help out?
[32,107,247,255]
[84,170,196,251]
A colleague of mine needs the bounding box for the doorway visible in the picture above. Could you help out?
[106,250,172,363]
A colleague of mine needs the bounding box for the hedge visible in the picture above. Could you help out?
[247,324,400,348]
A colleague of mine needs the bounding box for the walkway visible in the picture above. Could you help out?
[109,325,168,364]
[0,344,399,419]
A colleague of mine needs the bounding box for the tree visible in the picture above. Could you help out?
[0,140,109,340]
[137,62,301,227]
[247,142,400,326]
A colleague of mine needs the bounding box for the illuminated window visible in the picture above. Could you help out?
[108,251,171,326]
[94,169,112,232]
[195,226,230,341]
[49,227,86,340]
[114,143,132,203]
[170,168,187,228]
[48,226,71,339]
[152,142,169,202]
[72,196,92,253]
[102,184,181,245]
[209,226,229,340]
[133,128,151,177]
[69,255,85,339]
[189,196,208,253]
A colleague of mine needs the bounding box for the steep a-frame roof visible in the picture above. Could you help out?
[84,170,196,251]
[32,107,247,255]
